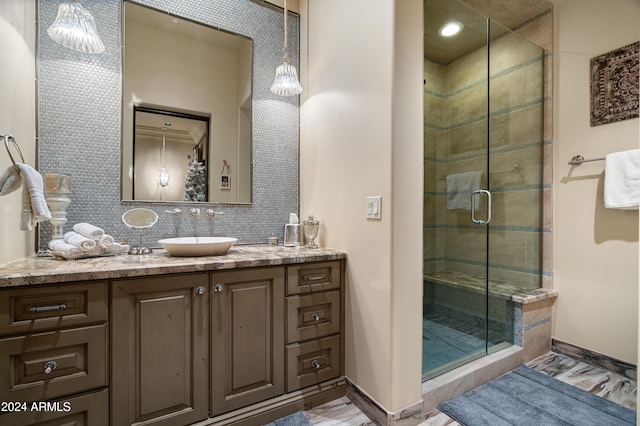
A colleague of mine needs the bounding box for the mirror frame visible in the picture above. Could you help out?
[121,0,254,206]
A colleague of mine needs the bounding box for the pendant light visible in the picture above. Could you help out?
[47,1,105,54]
[157,125,171,187]
[270,0,303,96]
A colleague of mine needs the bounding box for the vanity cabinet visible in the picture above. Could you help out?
[210,267,285,415]
[285,261,343,392]
[111,273,209,426]
[0,281,109,426]
[0,249,346,426]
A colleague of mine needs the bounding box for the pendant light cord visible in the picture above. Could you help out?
[283,0,288,51]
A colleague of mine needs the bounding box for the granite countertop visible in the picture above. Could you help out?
[0,245,347,288]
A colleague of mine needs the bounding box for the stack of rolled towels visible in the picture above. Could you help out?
[49,223,129,259]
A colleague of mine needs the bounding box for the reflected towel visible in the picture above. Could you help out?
[0,166,22,196]
[73,222,105,240]
[16,163,52,231]
[446,171,483,210]
[64,231,96,251]
[604,149,640,210]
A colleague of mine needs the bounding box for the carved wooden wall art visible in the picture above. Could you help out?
[590,41,639,127]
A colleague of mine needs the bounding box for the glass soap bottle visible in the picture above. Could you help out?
[303,214,319,248]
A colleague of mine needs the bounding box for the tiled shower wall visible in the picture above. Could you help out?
[424,10,551,290]
[37,0,300,249]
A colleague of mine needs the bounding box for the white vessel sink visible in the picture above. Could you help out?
[158,237,237,257]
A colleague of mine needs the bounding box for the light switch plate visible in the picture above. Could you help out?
[366,196,382,220]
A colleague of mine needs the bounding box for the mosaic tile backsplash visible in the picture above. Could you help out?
[37,0,300,250]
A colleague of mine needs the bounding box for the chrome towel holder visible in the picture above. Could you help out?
[1,134,25,173]
[568,155,605,166]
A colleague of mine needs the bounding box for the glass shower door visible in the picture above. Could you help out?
[422,0,490,380]
[423,0,545,381]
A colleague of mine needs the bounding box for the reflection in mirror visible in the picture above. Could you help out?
[133,107,209,202]
[122,1,253,204]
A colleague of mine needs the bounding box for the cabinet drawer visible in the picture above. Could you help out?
[0,281,108,336]
[286,335,340,392]
[0,323,107,402]
[0,388,108,426]
[286,290,340,344]
[287,261,341,295]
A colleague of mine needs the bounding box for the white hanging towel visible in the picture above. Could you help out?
[604,149,640,210]
[446,171,483,210]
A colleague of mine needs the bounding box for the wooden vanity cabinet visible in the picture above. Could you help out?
[111,273,209,426]
[210,267,285,415]
[0,281,109,426]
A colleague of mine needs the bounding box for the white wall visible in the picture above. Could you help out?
[553,0,640,364]
[0,1,36,265]
[300,0,423,412]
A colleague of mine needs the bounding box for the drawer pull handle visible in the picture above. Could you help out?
[214,284,224,293]
[196,286,206,295]
[44,361,57,374]
[311,360,321,369]
[305,274,326,282]
[311,312,320,321]
[30,304,67,313]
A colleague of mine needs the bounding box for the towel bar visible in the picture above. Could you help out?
[568,155,605,166]
[439,163,521,180]
[1,134,25,173]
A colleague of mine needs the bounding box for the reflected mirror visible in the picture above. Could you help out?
[122,1,253,204]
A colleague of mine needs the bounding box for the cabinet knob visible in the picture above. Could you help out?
[311,360,320,369]
[311,312,320,321]
[196,286,206,295]
[214,284,224,292]
[44,360,57,374]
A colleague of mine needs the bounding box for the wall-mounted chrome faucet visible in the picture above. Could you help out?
[189,208,201,218]
[164,207,182,216]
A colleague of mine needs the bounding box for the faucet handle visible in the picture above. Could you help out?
[205,209,224,217]
[189,208,201,217]
[164,208,183,216]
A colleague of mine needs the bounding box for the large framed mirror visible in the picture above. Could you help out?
[121,1,253,204]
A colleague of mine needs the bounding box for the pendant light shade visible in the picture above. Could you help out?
[47,1,105,54]
[270,0,303,96]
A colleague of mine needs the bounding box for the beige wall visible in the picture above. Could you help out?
[300,0,423,412]
[553,0,640,364]
[0,1,36,265]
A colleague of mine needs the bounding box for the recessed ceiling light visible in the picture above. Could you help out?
[438,21,464,37]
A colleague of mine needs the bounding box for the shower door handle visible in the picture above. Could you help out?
[471,190,492,225]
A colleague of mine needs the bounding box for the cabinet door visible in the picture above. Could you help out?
[111,274,208,426]
[211,267,284,415]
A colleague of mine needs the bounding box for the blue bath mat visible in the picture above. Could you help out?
[265,410,312,426]
[438,365,636,425]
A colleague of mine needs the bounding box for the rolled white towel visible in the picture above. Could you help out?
[64,231,96,251]
[98,234,115,249]
[73,222,105,240]
[48,239,82,253]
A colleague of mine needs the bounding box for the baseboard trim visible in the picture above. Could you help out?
[197,378,346,426]
[552,339,637,381]
[346,377,423,426]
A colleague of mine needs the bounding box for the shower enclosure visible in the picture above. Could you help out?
[422,0,544,380]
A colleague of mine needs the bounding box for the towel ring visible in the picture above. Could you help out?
[1,134,25,173]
